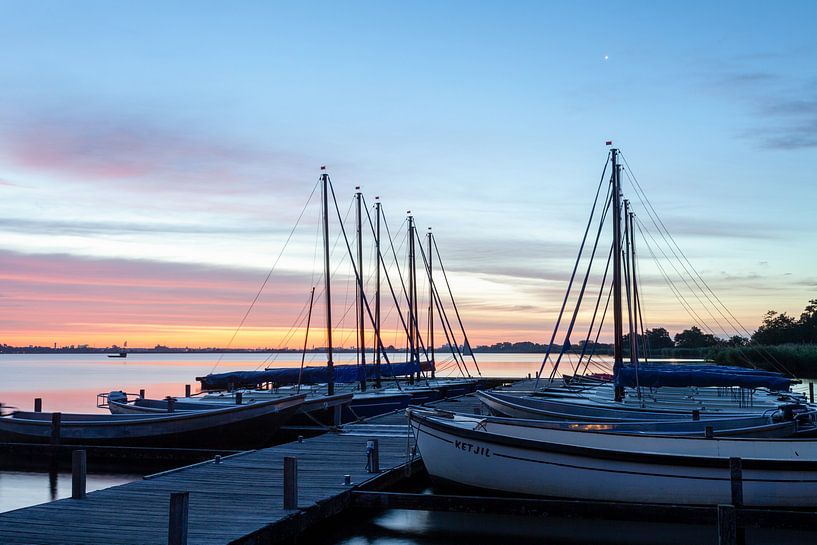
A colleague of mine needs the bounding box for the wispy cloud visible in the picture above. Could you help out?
[706,65,817,150]
[0,106,312,194]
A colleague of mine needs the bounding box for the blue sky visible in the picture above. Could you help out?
[0,1,815,346]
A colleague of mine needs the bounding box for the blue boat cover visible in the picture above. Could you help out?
[616,364,794,391]
[198,360,429,390]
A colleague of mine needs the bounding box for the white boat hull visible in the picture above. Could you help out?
[409,409,817,507]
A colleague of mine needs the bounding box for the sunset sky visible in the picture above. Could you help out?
[1,1,816,349]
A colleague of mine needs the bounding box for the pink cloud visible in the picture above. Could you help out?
[0,109,311,194]
[0,250,318,346]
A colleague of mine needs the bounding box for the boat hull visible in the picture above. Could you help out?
[409,409,817,507]
[1,395,305,449]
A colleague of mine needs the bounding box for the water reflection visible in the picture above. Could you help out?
[319,509,814,545]
[0,470,140,513]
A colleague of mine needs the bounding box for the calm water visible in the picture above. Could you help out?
[1,353,813,543]
[0,352,556,413]
[0,352,546,514]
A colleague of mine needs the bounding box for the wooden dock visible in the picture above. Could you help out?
[7,379,808,544]
[0,381,520,545]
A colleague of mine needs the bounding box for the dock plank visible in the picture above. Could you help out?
[0,393,425,544]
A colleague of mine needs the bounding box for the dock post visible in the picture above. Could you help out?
[717,504,737,545]
[166,397,176,413]
[71,450,86,499]
[705,425,714,439]
[692,409,700,421]
[333,404,342,427]
[283,456,298,510]
[235,392,243,405]
[34,398,42,412]
[168,491,189,545]
[139,389,145,399]
[367,439,380,473]
[185,384,191,398]
[729,457,743,507]
[810,382,814,403]
[729,457,746,545]
[50,412,62,445]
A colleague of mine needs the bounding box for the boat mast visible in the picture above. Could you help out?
[630,208,648,364]
[427,227,435,379]
[611,148,625,402]
[321,168,335,396]
[407,212,417,383]
[355,187,367,391]
[374,197,382,388]
[624,199,638,368]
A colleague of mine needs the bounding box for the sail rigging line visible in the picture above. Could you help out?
[208,179,320,374]
[622,201,641,398]
[534,153,611,389]
[625,187,736,344]
[327,178,408,388]
[624,158,794,376]
[252,289,318,371]
[635,217,720,337]
[635,216,755,372]
[361,198,434,371]
[636,217,759,377]
[622,155,792,376]
[630,210,650,363]
[572,242,614,377]
[297,287,317,393]
[579,280,614,378]
[620,154,753,335]
[415,231,470,377]
[547,181,614,383]
[422,238,471,377]
[430,233,481,376]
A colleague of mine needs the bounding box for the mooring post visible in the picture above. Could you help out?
[166,396,176,413]
[34,398,42,412]
[168,491,189,545]
[729,457,746,545]
[810,382,815,403]
[333,404,342,427]
[50,412,62,445]
[527,373,531,380]
[344,474,351,486]
[139,389,146,399]
[283,456,298,510]
[235,392,243,405]
[692,409,700,421]
[729,457,743,507]
[71,449,86,499]
[705,425,714,439]
[717,504,737,545]
[184,384,191,398]
[367,439,380,473]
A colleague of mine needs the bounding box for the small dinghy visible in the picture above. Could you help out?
[0,394,306,449]
[408,407,817,507]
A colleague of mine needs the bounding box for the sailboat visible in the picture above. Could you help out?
[409,146,817,504]
[107,341,128,358]
[194,173,480,415]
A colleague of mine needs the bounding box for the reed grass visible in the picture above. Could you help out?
[708,344,817,378]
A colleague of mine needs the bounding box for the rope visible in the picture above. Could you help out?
[534,153,610,388]
[208,179,319,374]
